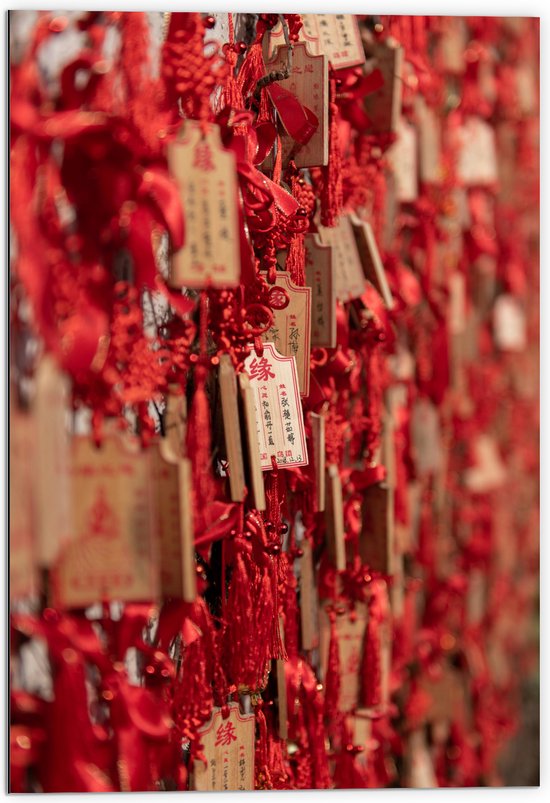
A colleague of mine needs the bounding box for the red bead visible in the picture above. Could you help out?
[204,15,216,29]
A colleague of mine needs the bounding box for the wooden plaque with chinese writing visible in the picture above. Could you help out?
[299,538,320,651]
[310,411,326,511]
[151,446,196,602]
[326,464,346,571]
[35,356,73,568]
[243,343,308,471]
[218,355,246,502]
[10,402,38,600]
[318,216,366,302]
[53,436,159,608]
[260,271,311,396]
[359,482,392,575]
[319,601,368,713]
[305,234,336,348]
[387,118,419,203]
[167,121,240,288]
[351,216,394,309]
[363,39,404,134]
[191,703,255,791]
[269,14,365,70]
[238,372,267,510]
[265,42,329,168]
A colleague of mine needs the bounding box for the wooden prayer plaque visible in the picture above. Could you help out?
[310,411,326,512]
[219,355,246,502]
[318,216,366,302]
[243,343,308,471]
[351,215,394,309]
[269,14,365,71]
[363,38,403,134]
[326,464,346,572]
[305,233,336,348]
[359,482,392,575]
[265,42,329,168]
[167,121,241,289]
[260,271,312,396]
[238,372,267,510]
[191,703,255,791]
[54,436,159,608]
[319,601,368,713]
[34,355,73,568]
[152,446,196,602]
[10,401,38,599]
[299,538,320,651]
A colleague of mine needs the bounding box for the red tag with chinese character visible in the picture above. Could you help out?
[260,271,312,396]
[191,703,255,791]
[167,121,241,288]
[243,342,308,471]
[265,42,329,168]
[53,436,159,608]
[305,234,336,348]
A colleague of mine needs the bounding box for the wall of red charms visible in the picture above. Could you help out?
[9,11,539,792]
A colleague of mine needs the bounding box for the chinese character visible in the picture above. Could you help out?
[248,357,275,382]
[215,720,237,747]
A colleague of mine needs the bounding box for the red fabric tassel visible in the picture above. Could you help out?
[319,78,343,227]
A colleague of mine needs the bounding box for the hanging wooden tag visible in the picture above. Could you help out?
[260,271,312,396]
[237,373,266,510]
[310,411,326,512]
[493,294,527,352]
[415,95,443,185]
[34,355,73,568]
[387,118,419,202]
[363,38,403,134]
[151,446,196,602]
[299,537,319,651]
[350,215,394,309]
[439,17,467,74]
[318,216,366,302]
[405,728,438,788]
[346,709,373,769]
[191,702,255,791]
[456,117,498,186]
[167,121,241,288]
[276,615,288,739]
[325,464,346,571]
[10,401,38,600]
[269,15,365,71]
[265,42,329,168]
[53,436,159,608]
[218,355,246,502]
[160,385,187,463]
[243,343,308,471]
[359,483,392,575]
[305,233,336,348]
[463,434,507,493]
[418,665,468,726]
[319,601,368,713]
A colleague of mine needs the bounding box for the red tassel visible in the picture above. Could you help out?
[319,78,343,228]
[185,362,216,537]
[254,704,273,790]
